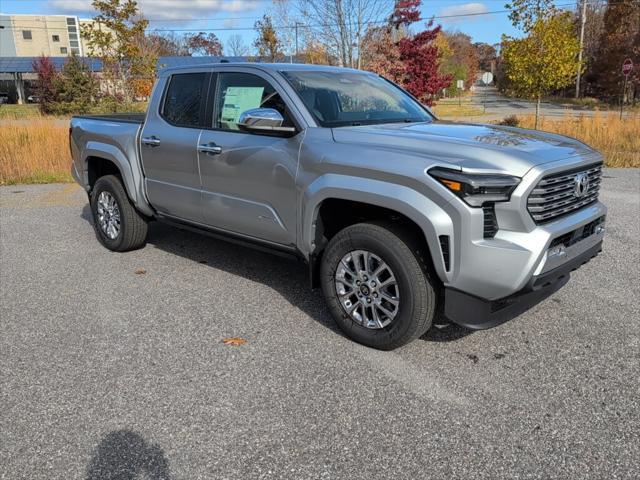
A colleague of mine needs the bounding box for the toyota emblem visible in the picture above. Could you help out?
[573,172,590,198]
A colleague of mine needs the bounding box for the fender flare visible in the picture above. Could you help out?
[301,174,455,282]
[82,141,154,217]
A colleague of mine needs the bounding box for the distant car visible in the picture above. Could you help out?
[0,93,9,104]
[27,95,40,103]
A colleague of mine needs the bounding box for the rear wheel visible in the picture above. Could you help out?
[320,222,437,350]
[90,175,148,252]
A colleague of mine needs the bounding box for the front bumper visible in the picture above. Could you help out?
[444,240,602,330]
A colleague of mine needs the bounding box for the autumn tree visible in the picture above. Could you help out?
[437,31,480,94]
[253,15,282,62]
[474,42,498,73]
[82,0,151,103]
[32,56,58,114]
[184,32,223,56]
[591,0,640,101]
[363,0,451,105]
[502,13,582,128]
[505,0,557,31]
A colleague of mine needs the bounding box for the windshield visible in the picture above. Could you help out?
[281,70,434,128]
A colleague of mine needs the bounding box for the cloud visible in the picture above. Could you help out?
[438,2,489,24]
[51,0,261,21]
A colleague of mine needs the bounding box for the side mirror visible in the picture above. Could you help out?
[238,108,296,135]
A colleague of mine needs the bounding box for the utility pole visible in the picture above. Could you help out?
[294,22,300,61]
[575,0,587,98]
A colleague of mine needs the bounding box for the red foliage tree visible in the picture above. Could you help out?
[32,55,58,114]
[184,32,223,56]
[367,0,452,105]
[396,22,452,104]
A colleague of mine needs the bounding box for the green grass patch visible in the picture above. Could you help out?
[0,104,42,119]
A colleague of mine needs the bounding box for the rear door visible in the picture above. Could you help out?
[197,69,302,246]
[140,71,210,222]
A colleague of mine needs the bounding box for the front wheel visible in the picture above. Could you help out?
[320,222,437,350]
[90,175,148,252]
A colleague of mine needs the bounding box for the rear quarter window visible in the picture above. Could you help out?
[161,73,209,128]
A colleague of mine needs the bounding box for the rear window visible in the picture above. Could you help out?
[161,73,209,128]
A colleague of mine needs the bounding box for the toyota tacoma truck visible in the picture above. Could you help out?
[70,63,606,350]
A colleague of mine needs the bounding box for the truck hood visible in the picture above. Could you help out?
[331,121,596,177]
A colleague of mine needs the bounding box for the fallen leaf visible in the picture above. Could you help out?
[222,337,247,346]
[134,268,147,275]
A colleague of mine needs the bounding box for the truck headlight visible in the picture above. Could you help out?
[428,167,520,207]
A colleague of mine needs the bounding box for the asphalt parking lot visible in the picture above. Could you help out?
[1,170,639,479]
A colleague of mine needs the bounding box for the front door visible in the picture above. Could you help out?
[198,71,301,246]
[140,71,210,223]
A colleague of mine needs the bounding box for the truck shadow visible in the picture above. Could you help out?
[86,429,171,480]
[81,206,473,343]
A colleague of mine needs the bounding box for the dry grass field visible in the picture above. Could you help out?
[517,113,639,168]
[0,120,73,185]
[0,113,637,185]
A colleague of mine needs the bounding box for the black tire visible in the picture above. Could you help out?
[320,222,437,350]
[90,175,148,252]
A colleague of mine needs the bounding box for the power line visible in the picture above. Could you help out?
[0,1,621,33]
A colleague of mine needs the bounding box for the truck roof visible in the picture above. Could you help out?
[158,62,368,77]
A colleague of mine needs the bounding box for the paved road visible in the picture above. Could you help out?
[466,86,632,121]
[1,173,639,479]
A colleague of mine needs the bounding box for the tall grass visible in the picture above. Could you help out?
[516,113,639,167]
[0,113,638,185]
[0,120,73,185]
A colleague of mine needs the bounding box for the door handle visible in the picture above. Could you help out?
[198,143,222,155]
[142,136,161,147]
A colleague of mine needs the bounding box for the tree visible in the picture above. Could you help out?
[254,15,282,62]
[474,42,498,73]
[81,0,150,103]
[362,0,451,104]
[441,32,480,90]
[32,56,58,114]
[297,0,389,68]
[591,0,640,102]
[505,0,557,31]
[226,34,250,57]
[184,32,223,56]
[51,54,99,114]
[502,13,582,128]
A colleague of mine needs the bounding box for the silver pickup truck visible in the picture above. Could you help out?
[70,63,606,349]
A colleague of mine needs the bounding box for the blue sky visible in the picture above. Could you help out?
[1,0,565,50]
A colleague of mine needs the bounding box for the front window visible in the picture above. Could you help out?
[281,70,433,127]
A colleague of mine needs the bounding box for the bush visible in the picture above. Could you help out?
[496,115,520,127]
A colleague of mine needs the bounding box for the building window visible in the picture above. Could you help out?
[52,35,60,42]
[66,17,76,25]
[60,47,68,54]
[70,40,79,48]
[70,48,80,54]
[22,30,32,40]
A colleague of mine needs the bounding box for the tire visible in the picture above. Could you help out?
[90,175,148,252]
[320,222,437,350]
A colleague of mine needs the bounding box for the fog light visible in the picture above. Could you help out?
[596,225,605,235]
[548,245,567,258]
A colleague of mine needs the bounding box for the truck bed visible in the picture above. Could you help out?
[72,113,146,124]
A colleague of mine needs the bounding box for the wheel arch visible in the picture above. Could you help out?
[302,174,454,288]
[82,141,153,216]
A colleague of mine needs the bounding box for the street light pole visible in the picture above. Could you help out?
[575,0,587,98]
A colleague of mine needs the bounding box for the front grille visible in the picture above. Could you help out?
[527,163,603,224]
